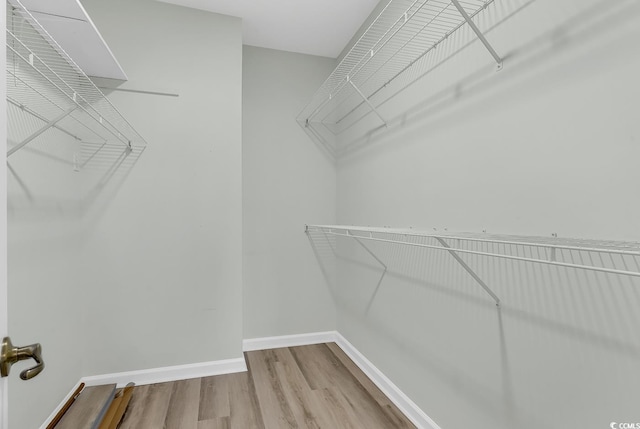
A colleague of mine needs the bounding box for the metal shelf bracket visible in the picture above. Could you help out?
[435,237,500,306]
[347,76,388,127]
[7,107,77,157]
[349,231,389,312]
[351,232,388,273]
[450,0,503,70]
[306,225,640,309]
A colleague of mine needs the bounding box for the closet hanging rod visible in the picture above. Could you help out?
[96,87,180,98]
[306,225,640,278]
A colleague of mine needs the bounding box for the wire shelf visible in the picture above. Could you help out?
[5,0,146,157]
[297,0,499,157]
[306,224,640,290]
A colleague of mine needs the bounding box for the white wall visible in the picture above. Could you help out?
[0,3,8,427]
[242,46,337,339]
[338,0,640,241]
[5,0,639,428]
[331,0,640,428]
[79,0,243,376]
[7,134,84,429]
[6,2,244,426]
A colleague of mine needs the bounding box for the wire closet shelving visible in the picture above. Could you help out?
[306,225,640,307]
[297,0,502,157]
[5,0,146,159]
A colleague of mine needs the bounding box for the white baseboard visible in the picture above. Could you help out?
[40,380,85,429]
[44,333,438,429]
[244,330,440,429]
[42,357,246,428]
[333,332,441,429]
[243,331,337,351]
[81,357,247,388]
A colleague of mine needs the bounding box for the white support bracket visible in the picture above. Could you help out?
[8,98,81,142]
[435,237,501,306]
[450,0,503,70]
[349,231,388,312]
[351,233,388,273]
[7,107,77,157]
[347,76,388,127]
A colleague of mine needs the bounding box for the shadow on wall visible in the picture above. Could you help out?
[306,231,640,428]
[300,118,338,163]
[306,228,339,294]
[6,70,149,226]
[329,0,640,161]
[307,230,543,427]
[7,133,145,225]
[308,231,640,356]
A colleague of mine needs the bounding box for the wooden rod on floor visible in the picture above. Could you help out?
[46,383,85,429]
[98,383,135,429]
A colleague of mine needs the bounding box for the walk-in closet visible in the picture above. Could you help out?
[1,0,639,427]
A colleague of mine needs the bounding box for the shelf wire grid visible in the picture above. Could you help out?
[307,225,640,278]
[297,0,495,135]
[5,0,146,154]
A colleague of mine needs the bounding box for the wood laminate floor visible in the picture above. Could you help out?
[118,343,416,429]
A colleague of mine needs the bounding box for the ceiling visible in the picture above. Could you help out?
[158,0,381,58]
[15,0,380,82]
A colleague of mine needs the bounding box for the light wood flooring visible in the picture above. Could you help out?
[118,343,416,429]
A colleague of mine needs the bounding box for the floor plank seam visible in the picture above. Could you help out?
[109,344,417,429]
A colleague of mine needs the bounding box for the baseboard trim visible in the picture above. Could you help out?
[243,331,337,351]
[42,357,246,428]
[81,357,247,388]
[44,332,438,429]
[39,380,85,429]
[244,331,440,429]
[333,332,441,429]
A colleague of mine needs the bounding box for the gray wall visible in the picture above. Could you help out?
[0,2,6,424]
[80,0,243,373]
[6,0,640,428]
[7,0,243,427]
[242,46,337,339]
[7,133,84,429]
[332,0,640,428]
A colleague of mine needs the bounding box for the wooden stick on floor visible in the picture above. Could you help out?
[46,383,85,429]
[98,383,135,429]
[97,389,123,429]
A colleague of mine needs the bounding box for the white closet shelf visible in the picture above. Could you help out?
[306,224,640,306]
[297,0,501,154]
[6,0,145,157]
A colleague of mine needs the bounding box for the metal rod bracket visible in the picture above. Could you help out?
[450,0,503,67]
[347,77,387,127]
[7,107,76,157]
[435,237,501,306]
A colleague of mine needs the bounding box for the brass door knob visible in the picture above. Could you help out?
[0,337,45,380]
